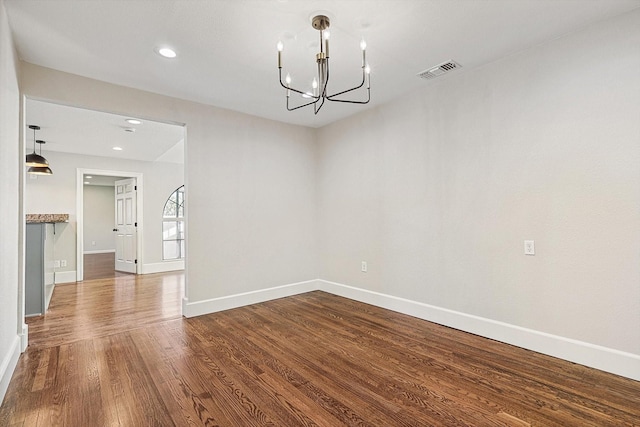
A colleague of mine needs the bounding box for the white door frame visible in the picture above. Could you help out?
[76,168,144,281]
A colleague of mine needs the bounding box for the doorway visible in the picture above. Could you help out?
[81,173,139,280]
[22,98,186,356]
[76,169,144,282]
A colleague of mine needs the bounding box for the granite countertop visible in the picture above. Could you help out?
[26,214,69,223]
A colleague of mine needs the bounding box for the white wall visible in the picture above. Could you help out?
[83,185,115,253]
[19,63,319,307]
[0,0,22,404]
[25,151,184,276]
[317,8,640,365]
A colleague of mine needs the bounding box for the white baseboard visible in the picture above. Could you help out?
[318,279,640,382]
[141,260,185,275]
[20,324,28,352]
[83,249,115,254]
[182,279,320,318]
[0,336,21,406]
[55,270,77,284]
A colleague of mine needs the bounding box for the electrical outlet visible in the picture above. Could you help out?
[524,240,535,255]
[361,261,368,272]
[53,260,61,268]
[61,259,67,267]
[92,241,96,246]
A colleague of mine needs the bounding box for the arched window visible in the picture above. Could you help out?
[162,186,184,260]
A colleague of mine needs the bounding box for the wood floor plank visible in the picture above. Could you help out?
[83,252,132,281]
[231,299,510,426]
[2,275,639,426]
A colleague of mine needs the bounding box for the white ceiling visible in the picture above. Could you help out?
[82,175,120,187]
[6,0,640,155]
[26,99,185,163]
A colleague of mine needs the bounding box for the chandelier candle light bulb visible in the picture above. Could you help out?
[365,64,371,89]
[277,41,283,68]
[361,39,367,67]
[285,73,291,97]
[324,30,330,57]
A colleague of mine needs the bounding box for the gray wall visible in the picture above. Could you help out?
[317,9,640,356]
[83,185,115,253]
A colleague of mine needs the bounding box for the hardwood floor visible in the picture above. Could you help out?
[25,271,184,350]
[1,274,639,426]
[83,252,132,281]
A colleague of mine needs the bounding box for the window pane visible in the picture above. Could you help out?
[163,221,180,240]
[162,186,185,260]
[163,241,180,260]
[176,221,184,240]
[163,200,176,217]
[177,188,184,218]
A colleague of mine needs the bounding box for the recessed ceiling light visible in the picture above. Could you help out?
[157,47,177,58]
[85,175,92,179]
[84,181,90,185]
[125,119,142,125]
[113,146,123,151]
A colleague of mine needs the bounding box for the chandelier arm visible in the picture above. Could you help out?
[312,59,330,115]
[322,59,330,97]
[286,95,321,111]
[324,91,371,104]
[279,69,322,100]
[314,94,327,115]
[326,68,367,99]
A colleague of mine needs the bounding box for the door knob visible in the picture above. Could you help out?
[113,228,118,231]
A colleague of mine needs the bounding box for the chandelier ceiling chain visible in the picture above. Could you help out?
[277,15,370,115]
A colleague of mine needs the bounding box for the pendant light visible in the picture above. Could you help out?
[27,140,53,175]
[25,125,49,167]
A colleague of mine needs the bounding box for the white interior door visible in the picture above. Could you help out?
[114,178,137,273]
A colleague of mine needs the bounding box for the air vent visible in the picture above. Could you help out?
[417,60,461,80]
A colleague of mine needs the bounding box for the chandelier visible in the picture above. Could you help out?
[277,15,370,114]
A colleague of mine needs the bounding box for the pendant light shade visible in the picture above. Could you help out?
[27,166,53,175]
[25,153,49,167]
[27,139,53,175]
[26,125,49,167]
